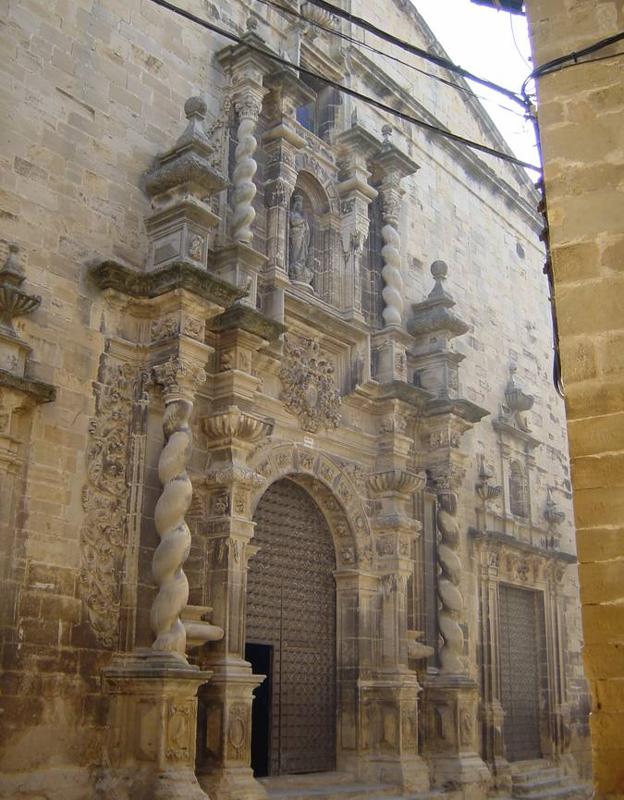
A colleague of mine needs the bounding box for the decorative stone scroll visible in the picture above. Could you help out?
[150,357,206,658]
[279,336,341,432]
[0,244,40,336]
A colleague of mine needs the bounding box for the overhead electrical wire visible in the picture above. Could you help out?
[254,0,529,120]
[521,29,624,95]
[146,0,541,172]
[303,0,525,106]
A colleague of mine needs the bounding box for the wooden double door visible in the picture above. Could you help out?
[246,479,336,777]
[499,584,546,762]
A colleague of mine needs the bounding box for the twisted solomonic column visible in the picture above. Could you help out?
[379,175,404,326]
[151,357,206,657]
[231,94,262,244]
[381,222,403,326]
[436,489,466,673]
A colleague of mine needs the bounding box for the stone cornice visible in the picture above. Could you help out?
[425,397,490,424]
[369,380,433,407]
[89,260,244,307]
[0,368,56,404]
[209,303,286,342]
[492,417,541,450]
[347,48,541,233]
[469,527,576,564]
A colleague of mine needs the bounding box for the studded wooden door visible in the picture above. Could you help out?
[246,479,337,775]
[499,584,544,761]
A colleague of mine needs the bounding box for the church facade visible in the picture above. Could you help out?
[0,1,590,798]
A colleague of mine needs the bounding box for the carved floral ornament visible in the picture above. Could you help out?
[80,357,138,647]
[279,336,341,433]
[152,356,206,401]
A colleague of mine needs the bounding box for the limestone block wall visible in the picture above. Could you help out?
[525,0,624,794]
[0,0,590,792]
[345,1,588,752]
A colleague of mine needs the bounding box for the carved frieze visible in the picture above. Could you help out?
[279,336,341,433]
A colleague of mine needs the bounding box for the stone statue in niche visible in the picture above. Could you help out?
[288,194,312,285]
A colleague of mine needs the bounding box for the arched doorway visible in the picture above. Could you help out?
[245,478,337,777]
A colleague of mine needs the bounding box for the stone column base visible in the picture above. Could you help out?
[100,650,211,800]
[358,672,430,793]
[422,674,490,789]
[366,755,430,793]
[197,660,267,800]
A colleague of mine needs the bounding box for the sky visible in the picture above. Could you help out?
[413,0,539,169]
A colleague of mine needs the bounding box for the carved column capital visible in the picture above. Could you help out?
[152,356,206,402]
[233,89,264,122]
[378,175,404,227]
[202,405,273,447]
[368,468,426,497]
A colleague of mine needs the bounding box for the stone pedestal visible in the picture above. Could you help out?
[197,660,267,800]
[99,651,211,799]
[362,672,430,792]
[212,242,268,308]
[422,674,490,788]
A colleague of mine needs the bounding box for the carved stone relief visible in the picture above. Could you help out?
[80,356,138,647]
[279,336,341,433]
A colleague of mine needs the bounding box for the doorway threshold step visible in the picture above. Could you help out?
[260,772,403,800]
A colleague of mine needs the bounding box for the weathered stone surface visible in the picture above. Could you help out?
[0,0,590,797]
[525,0,624,793]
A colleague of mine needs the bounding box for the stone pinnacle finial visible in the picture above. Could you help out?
[184,96,207,120]
[428,259,450,299]
[172,96,212,153]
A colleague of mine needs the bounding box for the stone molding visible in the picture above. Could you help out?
[248,441,374,569]
[89,259,244,306]
[209,301,285,341]
[0,368,55,404]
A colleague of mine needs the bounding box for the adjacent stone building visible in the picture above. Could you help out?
[524,0,624,795]
[0,1,591,798]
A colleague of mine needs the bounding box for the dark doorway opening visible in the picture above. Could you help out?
[246,642,273,778]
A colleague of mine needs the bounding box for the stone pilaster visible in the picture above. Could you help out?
[410,258,490,785]
[195,305,280,800]
[260,70,314,322]
[335,124,381,321]
[0,243,55,643]
[421,428,489,787]
[363,417,430,791]
[196,404,272,800]
[475,539,511,791]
